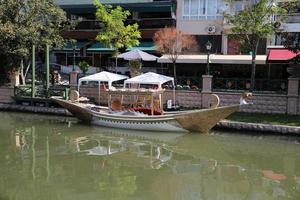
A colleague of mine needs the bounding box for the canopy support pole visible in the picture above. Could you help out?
[77,81,80,94]
[151,94,154,115]
[98,81,101,105]
[159,93,163,114]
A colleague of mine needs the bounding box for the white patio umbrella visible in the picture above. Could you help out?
[117,49,158,61]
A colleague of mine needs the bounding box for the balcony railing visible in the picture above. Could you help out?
[75,20,103,30]
[73,18,175,30]
[127,18,175,29]
[213,78,287,94]
[286,13,300,23]
[274,13,300,24]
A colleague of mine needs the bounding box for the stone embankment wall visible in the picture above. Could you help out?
[78,86,299,114]
[0,87,14,104]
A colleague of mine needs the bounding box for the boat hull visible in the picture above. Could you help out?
[51,97,240,133]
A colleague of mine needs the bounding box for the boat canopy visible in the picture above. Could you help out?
[78,71,128,103]
[124,72,176,106]
[124,72,174,88]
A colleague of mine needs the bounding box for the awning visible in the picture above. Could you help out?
[56,1,173,13]
[268,49,300,61]
[87,42,114,52]
[157,54,267,65]
[127,42,157,52]
[59,42,86,51]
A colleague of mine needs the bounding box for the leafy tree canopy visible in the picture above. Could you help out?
[94,0,141,56]
[225,0,297,53]
[0,0,72,71]
[224,0,299,90]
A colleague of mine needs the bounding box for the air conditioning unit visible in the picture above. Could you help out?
[207,26,216,34]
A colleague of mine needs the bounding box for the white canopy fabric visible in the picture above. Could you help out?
[78,71,128,103]
[124,72,176,106]
[124,72,174,88]
[117,49,158,61]
[78,71,128,89]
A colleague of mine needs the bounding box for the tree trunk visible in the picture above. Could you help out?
[20,59,25,85]
[173,61,177,84]
[250,42,259,92]
[250,52,256,92]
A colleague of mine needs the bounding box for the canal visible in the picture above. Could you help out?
[0,112,299,200]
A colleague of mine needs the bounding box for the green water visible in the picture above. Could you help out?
[0,112,299,200]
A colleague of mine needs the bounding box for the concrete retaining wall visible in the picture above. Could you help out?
[0,87,14,104]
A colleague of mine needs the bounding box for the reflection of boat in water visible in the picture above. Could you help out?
[52,93,241,133]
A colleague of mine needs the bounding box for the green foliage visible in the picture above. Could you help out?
[0,0,72,71]
[228,112,300,127]
[224,0,298,90]
[225,0,291,53]
[78,61,89,75]
[94,0,141,56]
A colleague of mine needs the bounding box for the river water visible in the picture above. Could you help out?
[0,112,299,200]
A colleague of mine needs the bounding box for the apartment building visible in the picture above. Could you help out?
[156,0,300,91]
[53,0,176,73]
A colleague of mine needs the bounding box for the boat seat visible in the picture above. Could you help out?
[133,107,162,115]
[111,99,123,111]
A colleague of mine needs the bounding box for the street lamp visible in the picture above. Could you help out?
[206,41,212,75]
[72,44,76,71]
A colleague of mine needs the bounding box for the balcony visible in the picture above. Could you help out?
[126,18,175,29]
[75,20,103,30]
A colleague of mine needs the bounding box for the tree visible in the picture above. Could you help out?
[153,27,196,82]
[78,61,90,75]
[0,0,72,85]
[94,0,141,70]
[224,0,298,91]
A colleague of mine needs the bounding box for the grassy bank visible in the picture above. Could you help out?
[227,112,300,127]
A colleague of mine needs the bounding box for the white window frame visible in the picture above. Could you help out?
[182,0,223,20]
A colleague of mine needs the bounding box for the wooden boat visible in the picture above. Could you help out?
[51,89,243,133]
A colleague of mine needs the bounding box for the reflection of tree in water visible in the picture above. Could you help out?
[98,160,137,200]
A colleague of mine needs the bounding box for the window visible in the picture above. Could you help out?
[183,0,223,20]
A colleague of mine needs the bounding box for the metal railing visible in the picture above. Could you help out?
[286,13,300,23]
[127,18,175,29]
[213,78,288,94]
[75,20,102,30]
[14,85,70,99]
[274,13,300,23]
[176,76,202,90]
